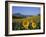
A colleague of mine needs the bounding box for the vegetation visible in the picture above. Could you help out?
[12,15,41,30]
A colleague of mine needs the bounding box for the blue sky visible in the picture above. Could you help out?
[12,6,40,15]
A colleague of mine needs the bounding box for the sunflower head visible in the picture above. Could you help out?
[32,23,36,29]
[31,18,36,29]
[22,19,29,29]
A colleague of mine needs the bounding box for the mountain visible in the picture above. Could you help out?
[13,13,32,17]
[13,13,23,17]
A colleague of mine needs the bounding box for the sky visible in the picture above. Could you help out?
[12,6,40,15]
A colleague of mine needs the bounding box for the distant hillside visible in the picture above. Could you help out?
[12,13,40,19]
[12,13,32,18]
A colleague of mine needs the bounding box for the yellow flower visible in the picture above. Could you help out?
[31,18,36,29]
[22,19,29,29]
[32,23,36,29]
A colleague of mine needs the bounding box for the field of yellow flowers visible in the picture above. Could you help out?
[12,16,40,30]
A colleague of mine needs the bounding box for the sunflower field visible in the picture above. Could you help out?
[12,16,41,30]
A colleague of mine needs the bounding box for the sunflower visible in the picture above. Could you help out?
[32,23,36,29]
[22,19,29,29]
[31,18,36,29]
